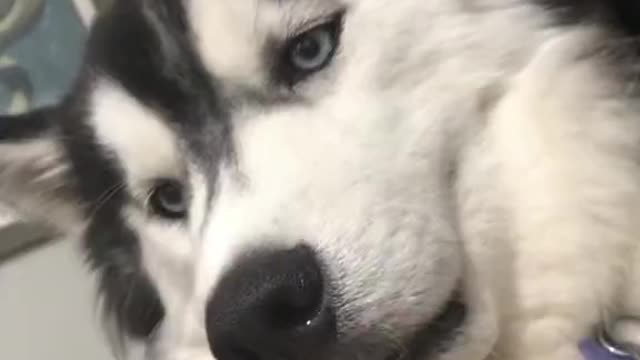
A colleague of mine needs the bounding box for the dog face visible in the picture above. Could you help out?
[5,0,637,359]
[107,1,471,357]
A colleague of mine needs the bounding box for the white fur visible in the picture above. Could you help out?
[187,0,345,88]
[189,2,640,357]
[90,80,184,187]
[188,0,277,86]
[183,2,640,359]
[486,29,640,358]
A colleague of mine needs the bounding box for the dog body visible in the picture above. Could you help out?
[1,1,640,359]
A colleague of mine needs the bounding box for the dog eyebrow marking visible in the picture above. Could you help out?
[89,80,182,185]
[87,1,233,184]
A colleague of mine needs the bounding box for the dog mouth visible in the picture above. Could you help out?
[388,291,468,360]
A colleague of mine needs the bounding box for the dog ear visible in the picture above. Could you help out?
[0,106,82,233]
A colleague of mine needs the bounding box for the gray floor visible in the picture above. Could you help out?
[0,2,128,359]
[0,239,113,360]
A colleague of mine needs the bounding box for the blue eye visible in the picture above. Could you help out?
[278,13,344,85]
[289,26,336,72]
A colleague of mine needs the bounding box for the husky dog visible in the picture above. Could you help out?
[1,0,640,359]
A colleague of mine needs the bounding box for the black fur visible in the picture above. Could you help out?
[54,86,165,339]
[63,0,232,340]
[58,1,237,340]
[538,0,640,35]
[87,1,232,168]
[0,0,234,341]
[86,211,165,340]
[0,106,55,141]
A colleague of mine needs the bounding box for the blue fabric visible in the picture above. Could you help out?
[0,1,86,113]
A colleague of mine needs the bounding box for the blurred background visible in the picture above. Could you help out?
[0,1,114,359]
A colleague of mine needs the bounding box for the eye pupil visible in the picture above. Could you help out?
[149,180,188,219]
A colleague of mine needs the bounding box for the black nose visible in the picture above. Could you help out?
[206,245,336,360]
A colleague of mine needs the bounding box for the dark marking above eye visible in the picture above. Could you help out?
[87,0,233,171]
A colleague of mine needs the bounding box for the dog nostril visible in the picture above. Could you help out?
[205,245,336,360]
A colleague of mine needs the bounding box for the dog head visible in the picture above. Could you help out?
[4,0,636,359]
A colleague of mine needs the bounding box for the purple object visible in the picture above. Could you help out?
[580,339,635,360]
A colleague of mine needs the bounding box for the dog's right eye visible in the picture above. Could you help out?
[148,179,188,219]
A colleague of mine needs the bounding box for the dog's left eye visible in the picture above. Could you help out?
[148,179,188,219]
[289,27,335,72]
[278,13,343,85]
